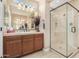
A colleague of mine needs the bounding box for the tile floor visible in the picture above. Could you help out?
[22,49,79,58]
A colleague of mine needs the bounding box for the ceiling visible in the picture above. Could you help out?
[50,0,72,9]
[5,0,71,9]
[4,0,39,16]
[4,0,79,11]
[50,0,79,10]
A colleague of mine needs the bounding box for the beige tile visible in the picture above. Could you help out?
[74,54,79,58]
[70,51,79,58]
[22,51,53,58]
[22,50,79,58]
[22,50,65,58]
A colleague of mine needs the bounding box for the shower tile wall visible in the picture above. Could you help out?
[51,5,67,56]
[67,4,78,56]
[69,0,79,10]
[50,3,79,57]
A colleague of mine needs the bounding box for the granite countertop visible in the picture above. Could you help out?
[3,31,44,36]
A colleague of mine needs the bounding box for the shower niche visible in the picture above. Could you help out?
[50,2,79,57]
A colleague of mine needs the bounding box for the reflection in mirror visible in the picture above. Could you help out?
[4,0,40,33]
[4,4,9,30]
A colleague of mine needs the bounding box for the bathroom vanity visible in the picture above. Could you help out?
[3,32,44,58]
[3,0,43,58]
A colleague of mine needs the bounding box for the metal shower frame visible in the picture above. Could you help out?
[50,2,79,58]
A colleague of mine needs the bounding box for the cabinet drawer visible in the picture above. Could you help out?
[34,34,43,38]
[23,38,33,42]
[22,35,34,39]
[4,36,21,41]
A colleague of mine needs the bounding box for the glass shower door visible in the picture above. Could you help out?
[50,3,79,57]
[50,5,67,56]
[67,4,79,56]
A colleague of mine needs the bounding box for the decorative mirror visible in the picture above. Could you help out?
[4,0,39,32]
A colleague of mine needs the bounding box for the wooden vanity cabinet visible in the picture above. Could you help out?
[3,33,44,58]
[22,35,34,55]
[3,36,22,58]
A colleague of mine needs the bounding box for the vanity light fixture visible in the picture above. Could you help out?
[15,0,35,11]
[17,2,33,11]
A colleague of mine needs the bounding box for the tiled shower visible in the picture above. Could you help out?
[50,2,79,57]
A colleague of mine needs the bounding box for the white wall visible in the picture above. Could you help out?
[39,0,50,50]
[0,0,4,57]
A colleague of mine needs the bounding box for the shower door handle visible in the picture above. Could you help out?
[71,27,76,33]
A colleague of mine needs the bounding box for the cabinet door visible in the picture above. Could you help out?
[22,35,34,55]
[3,36,22,58]
[34,34,44,51]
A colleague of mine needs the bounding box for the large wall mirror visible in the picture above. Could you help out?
[4,0,39,32]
